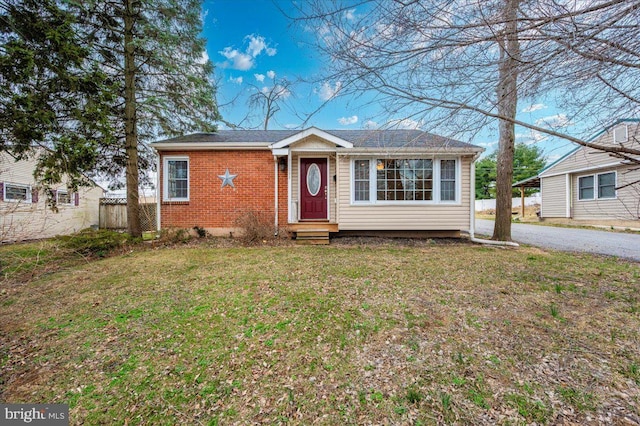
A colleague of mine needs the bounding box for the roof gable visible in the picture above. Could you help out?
[270,127,353,149]
[540,119,640,177]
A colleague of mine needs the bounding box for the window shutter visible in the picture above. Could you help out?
[32,188,39,203]
[74,192,80,206]
[0,182,3,201]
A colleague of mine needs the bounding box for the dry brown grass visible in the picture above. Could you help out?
[1,239,639,425]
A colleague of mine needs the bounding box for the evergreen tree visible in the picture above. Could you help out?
[0,0,117,196]
[475,144,546,200]
[1,0,219,236]
[73,0,220,237]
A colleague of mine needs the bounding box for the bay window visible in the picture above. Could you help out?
[352,158,459,204]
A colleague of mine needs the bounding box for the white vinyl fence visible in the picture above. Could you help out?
[475,193,541,211]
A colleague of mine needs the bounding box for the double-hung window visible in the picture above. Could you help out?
[57,190,72,205]
[578,172,616,200]
[3,183,31,203]
[352,158,458,204]
[354,160,370,202]
[163,157,189,201]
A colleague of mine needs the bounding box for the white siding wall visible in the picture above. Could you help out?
[1,153,103,242]
[336,156,472,231]
[542,123,640,176]
[540,122,640,220]
[540,174,567,218]
[572,165,640,220]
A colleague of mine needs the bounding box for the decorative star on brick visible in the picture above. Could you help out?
[218,168,238,188]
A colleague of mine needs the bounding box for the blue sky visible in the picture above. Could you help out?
[202,0,578,163]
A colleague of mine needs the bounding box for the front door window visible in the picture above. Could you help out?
[306,163,321,196]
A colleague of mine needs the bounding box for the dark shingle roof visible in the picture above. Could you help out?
[152,129,480,150]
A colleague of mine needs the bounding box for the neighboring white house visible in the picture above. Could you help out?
[1,152,105,242]
[516,120,640,221]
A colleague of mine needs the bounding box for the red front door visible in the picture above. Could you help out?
[300,158,328,220]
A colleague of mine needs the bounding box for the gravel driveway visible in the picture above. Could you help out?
[475,219,640,261]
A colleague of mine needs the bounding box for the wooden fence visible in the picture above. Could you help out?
[99,198,157,232]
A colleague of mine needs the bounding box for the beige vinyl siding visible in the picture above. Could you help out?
[290,151,337,223]
[540,174,567,218]
[336,156,472,231]
[541,123,640,177]
[1,153,103,242]
[572,166,640,220]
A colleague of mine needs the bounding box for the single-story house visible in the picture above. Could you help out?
[151,128,484,241]
[1,153,105,243]
[514,119,640,221]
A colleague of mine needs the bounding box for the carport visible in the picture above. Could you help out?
[512,175,540,217]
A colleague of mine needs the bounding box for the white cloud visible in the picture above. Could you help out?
[246,35,277,57]
[228,76,243,84]
[261,84,290,99]
[266,70,276,79]
[389,118,423,130]
[273,84,290,99]
[478,141,498,148]
[198,50,209,65]
[344,8,356,20]
[218,47,254,70]
[317,81,342,101]
[218,34,277,71]
[363,120,378,129]
[338,115,358,125]
[521,103,546,113]
[254,73,265,82]
[516,130,547,145]
[536,113,572,129]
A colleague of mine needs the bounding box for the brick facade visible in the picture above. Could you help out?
[160,150,288,235]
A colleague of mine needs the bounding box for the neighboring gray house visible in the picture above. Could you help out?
[516,120,640,221]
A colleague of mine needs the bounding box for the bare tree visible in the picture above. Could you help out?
[244,76,293,130]
[293,0,640,240]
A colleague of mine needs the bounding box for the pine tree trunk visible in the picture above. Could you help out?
[493,0,520,241]
[124,0,142,238]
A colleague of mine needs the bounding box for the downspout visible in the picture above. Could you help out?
[468,153,519,247]
[469,155,476,238]
[274,156,279,236]
[156,153,161,234]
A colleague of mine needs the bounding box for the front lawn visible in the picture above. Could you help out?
[1,239,639,424]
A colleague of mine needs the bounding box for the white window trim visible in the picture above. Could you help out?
[597,171,617,200]
[577,171,617,201]
[577,175,594,201]
[56,190,73,205]
[350,157,461,205]
[163,156,190,202]
[3,182,32,203]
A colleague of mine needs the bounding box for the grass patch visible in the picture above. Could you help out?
[0,239,639,424]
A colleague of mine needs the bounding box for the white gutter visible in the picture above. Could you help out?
[469,158,476,238]
[156,154,161,233]
[151,142,270,151]
[274,156,279,235]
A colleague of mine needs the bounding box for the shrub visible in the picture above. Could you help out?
[158,228,192,244]
[234,211,277,245]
